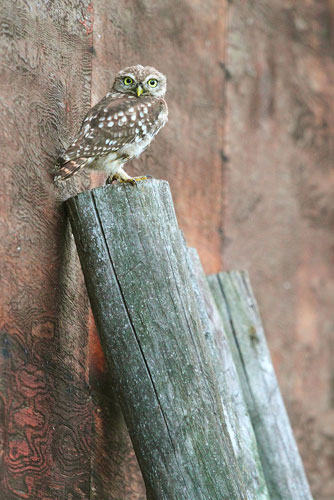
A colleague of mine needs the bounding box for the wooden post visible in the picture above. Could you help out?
[65,180,248,500]
[186,249,270,499]
[208,271,314,500]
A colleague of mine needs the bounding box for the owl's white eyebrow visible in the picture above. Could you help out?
[120,73,136,80]
[144,75,159,82]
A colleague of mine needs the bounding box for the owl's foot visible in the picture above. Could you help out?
[132,175,152,182]
[106,172,151,185]
[106,173,129,184]
[106,173,133,185]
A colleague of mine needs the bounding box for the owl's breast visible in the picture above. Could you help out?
[121,133,155,159]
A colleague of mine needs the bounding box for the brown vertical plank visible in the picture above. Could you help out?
[88,2,229,495]
[0,2,93,498]
[0,2,146,498]
[90,0,227,274]
[224,2,334,498]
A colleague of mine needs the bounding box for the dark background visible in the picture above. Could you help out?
[0,1,333,498]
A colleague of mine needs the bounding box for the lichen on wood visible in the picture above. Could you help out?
[208,271,314,500]
[186,248,270,500]
[66,180,249,500]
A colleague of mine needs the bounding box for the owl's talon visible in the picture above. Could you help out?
[117,176,137,185]
[106,173,123,184]
[107,170,150,186]
[132,176,150,182]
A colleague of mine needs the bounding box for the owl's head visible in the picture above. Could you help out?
[112,65,167,98]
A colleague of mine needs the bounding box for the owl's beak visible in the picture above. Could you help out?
[136,85,144,97]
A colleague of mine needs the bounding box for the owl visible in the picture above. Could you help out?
[54,65,168,184]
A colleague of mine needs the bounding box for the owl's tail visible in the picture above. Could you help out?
[54,157,88,182]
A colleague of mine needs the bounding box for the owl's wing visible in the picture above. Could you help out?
[57,95,166,165]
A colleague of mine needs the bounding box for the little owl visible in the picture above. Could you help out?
[54,65,168,184]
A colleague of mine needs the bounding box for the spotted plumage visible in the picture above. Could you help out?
[55,65,168,184]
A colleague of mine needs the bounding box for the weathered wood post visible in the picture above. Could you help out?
[186,249,270,499]
[65,180,248,500]
[208,271,314,500]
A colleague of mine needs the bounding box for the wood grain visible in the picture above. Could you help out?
[208,271,313,500]
[0,1,144,498]
[66,180,249,500]
[90,0,227,273]
[1,0,332,497]
[0,1,93,497]
[88,319,146,500]
[224,3,334,498]
[186,249,270,500]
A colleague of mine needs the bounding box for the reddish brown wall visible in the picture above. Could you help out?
[90,0,226,274]
[89,1,227,496]
[0,1,332,499]
[0,2,93,497]
[224,2,334,499]
[0,1,143,498]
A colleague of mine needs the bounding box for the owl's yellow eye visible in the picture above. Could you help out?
[147,79,158,88]
[123,77,133,86]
